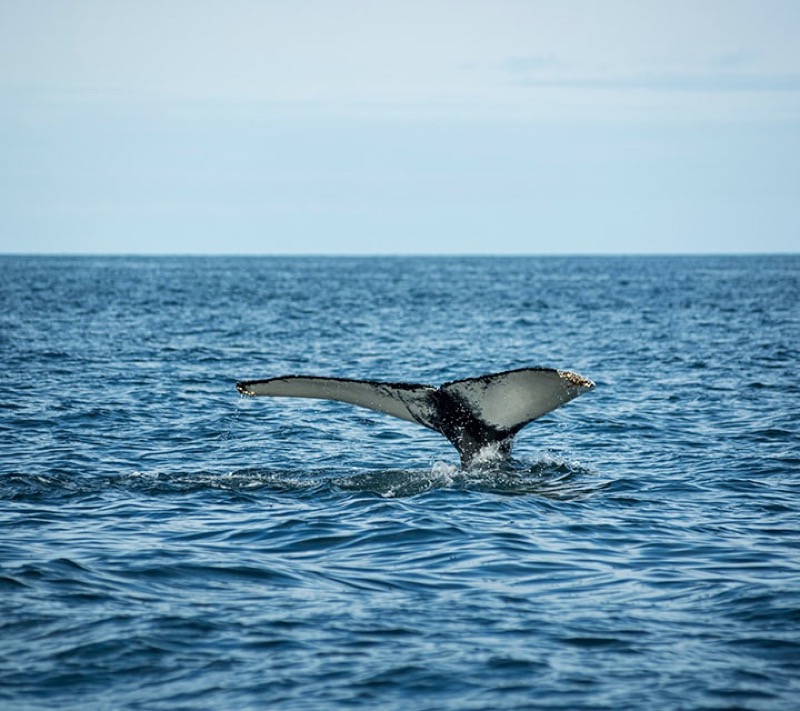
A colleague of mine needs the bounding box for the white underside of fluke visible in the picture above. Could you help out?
[237,367,594,466]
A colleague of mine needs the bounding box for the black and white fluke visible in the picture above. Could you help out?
[237,367,594,467]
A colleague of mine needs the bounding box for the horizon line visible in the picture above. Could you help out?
[1,250,797,259]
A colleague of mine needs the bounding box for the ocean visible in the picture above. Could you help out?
[1,255,798,710]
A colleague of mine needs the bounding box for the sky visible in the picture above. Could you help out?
[1,0,798,254]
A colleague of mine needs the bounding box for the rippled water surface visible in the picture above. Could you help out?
[1,255,799,710]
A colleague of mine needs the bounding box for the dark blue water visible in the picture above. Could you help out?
[1,255,798,710]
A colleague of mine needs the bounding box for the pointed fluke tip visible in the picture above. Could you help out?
[237,381,255,396]
[558,370,595,391]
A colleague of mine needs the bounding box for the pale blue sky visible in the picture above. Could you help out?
[1,0,798,254]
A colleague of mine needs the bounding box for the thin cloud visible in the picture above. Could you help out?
[502,47,800,93]
[509,71,800,92]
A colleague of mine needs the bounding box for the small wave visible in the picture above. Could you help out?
[0,469,328,501]
[335,456,597,499]
[0,456,599,502]
[335,463,460,498]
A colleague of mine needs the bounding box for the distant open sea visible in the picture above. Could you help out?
[1,255,798,710]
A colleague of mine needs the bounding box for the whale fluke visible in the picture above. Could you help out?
[237,368,594,467]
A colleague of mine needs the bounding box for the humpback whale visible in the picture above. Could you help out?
[237,368,594,467]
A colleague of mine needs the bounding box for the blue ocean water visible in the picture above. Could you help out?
[1,255,798,710]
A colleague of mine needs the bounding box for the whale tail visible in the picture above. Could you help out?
[236,368,594,467]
